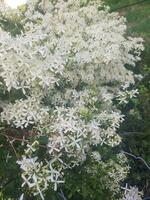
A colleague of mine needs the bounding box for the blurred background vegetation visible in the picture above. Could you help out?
[105,0,150,197]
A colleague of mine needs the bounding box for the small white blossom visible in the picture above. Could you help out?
[1,97,49,128]
[117,83,139,104]
[122,185,143,200]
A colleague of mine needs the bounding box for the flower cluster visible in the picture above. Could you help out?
[116,82,139,104]
[122,185,143,200]
[17,142,64,200]
[1,96,49,128]
[101,153,130,193]
[0,0,144,199]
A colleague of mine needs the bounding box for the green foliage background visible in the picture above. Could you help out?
[105,0,150,197]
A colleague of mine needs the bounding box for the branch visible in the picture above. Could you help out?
[1,178,17,189]
[58,189,68,200]
[5,135,19,159]
[122,150,150,171]
[122,132,144,136]
[111,0,150,12]
[0,132,47,149]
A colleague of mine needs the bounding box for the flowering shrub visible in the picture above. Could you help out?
[0,0,144,199]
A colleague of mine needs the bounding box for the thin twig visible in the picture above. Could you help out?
[0,132,28,143]
[122,150,150,171]
[6,135,19,159]
[0,132,47,149]
[58,189,68,200]
[111,0,150,12]
[122,131,144,136]
[1,178,17,189]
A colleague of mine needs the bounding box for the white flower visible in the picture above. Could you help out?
[92,151,101,162]
[117,85,139,104]
[19,193,24,200]
[0,0,144,198]
[17,155,64,199]
[122,185,143,200]
[1,96,49,128]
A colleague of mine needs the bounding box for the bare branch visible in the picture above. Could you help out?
[0,132,47,149]
[58,189,68,200]
[122,150,150,171]
[6,135,19,159]
[111,0,150,12]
